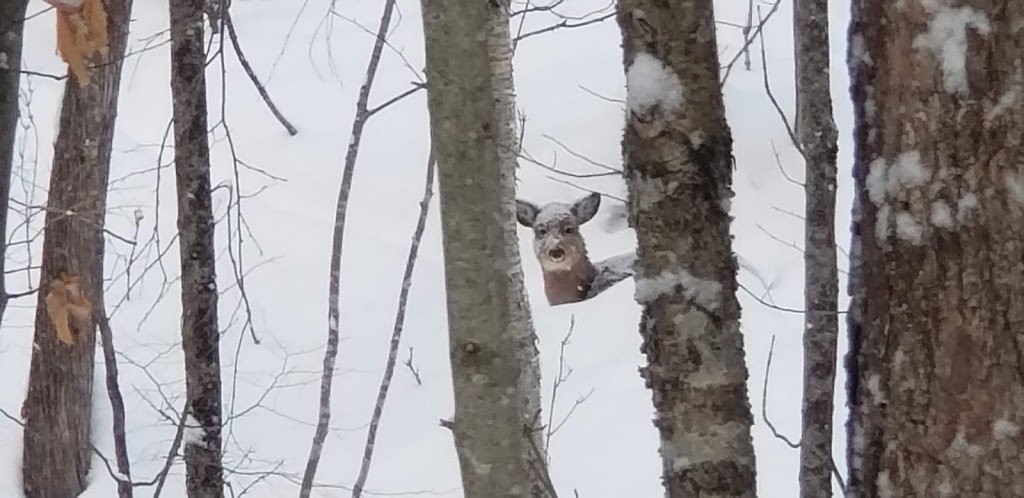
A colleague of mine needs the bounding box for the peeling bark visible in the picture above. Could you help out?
[169,0,223,495]
[617,2,757,496]
[419,0,548,495]
[0,0,29,323]
[794,0,840,494]
[20,0,133,496]
[847,1,1024,495]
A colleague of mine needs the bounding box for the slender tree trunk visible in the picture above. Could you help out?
[20,0,134,496]
[419,0,548,495]
[847,1,1024,495]
[0,0,29,322]
[169,0,223,495]
[617,1,757,496]
[794,0,839,494]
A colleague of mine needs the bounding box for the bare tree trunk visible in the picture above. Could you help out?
[617,2,757,496]
[846,1,1024,495]
[20,0,134,496]
[419,0,548,495]
[169,0,223,495]
[0,0,29,323]
[794,0,839,494]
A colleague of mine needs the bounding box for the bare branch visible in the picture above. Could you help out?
[299,0,398,494]
[352,151,436,497]
[223,9,298,136]
[761,335,800,449]
[95,299,133,498]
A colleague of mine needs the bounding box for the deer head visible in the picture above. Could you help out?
[516,192,601,305]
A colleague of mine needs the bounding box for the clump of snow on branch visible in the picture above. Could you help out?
[626,52,684,114]
[634,268,721,311]
[913,0,991,95]
[183,414,207,447]
[866,151,932,245]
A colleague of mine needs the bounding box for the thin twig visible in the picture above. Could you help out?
[95,299,133,498]
[720,0,782,85]
[756,9,803,157]
[223,10,298,135]
[403,347,422,386]
[762,336,800,448]
[351,151,436,497]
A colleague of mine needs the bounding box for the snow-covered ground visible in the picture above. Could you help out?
[0,0,854,496]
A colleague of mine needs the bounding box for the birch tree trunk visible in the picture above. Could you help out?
[419,0,547,495]
[169,0,223,494]
[847,1,1024,495]
[794,0,840,494]
[617,2,757,495]
[20,0,134,496]
[0,0,29,322]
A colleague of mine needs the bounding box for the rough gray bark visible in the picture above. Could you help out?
[169,0,223,495]
[794,0,840,494]
[617,1,757,496]
[847,1,1024,495]
[20,0,134,496]
[0,0,29,323]
[419,0,548,495]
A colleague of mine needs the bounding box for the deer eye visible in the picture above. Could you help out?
[536,228,547,237]
[563,227,575,235]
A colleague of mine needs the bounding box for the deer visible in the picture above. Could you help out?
[516,192,635,306]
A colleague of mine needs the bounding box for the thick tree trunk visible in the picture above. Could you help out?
[20,0,134,496]
[419,0,548,495]
[0,0,30,322]
[617,2,757,496]
[847,1,1024,495]
[794,0,840,494]
[169,0,223,495]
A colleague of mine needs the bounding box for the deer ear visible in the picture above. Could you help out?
[572,192,601,224]
[516,199,539,227]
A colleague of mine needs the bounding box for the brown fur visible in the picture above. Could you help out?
[542,259,597,305]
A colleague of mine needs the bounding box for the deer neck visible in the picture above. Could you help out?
[542,257,597,305]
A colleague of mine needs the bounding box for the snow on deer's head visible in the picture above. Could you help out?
[515,192,601,273]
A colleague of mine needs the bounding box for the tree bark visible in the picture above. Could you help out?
[847,1,1024,495]
[20,0,134,496]
[794,0,840,494]
[419,0,548,495]
[0,0,29,322]
[617,2,757,496]
[169,0,223,495]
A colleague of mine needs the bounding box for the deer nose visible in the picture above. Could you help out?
[548,247,565,260]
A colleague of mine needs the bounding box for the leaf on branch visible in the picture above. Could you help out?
[44,272,92,346]
[46,0,110,87]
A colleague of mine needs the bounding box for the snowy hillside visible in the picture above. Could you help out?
[0,0,854,496]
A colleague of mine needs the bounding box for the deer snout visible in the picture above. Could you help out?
[548,247,565,261]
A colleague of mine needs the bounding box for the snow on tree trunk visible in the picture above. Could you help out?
[169,0,223,495]
[846,1,1024,495]
[0,0,29,322]
[419,0,548,495]
[20,0,133,496]
[794,0,840,494]
[616,2,757,496]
